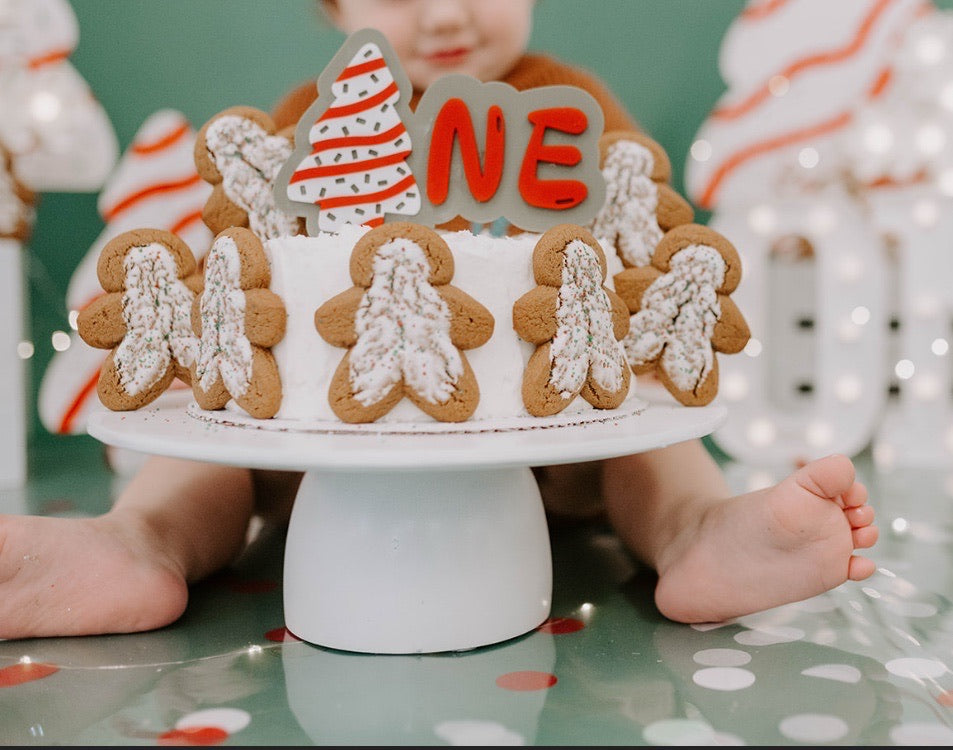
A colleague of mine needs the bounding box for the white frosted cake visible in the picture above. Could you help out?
[257,223,638,430]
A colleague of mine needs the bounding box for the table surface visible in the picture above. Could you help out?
[2,440,953,746]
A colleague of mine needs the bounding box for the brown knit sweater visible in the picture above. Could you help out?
[272,52,638,133]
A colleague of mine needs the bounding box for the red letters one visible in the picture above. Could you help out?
[518,107,588,210]
[427,98,505,206]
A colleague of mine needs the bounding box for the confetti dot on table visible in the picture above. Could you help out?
[690,622,730,632]
[692,667,755,691]
[885,657,948,680]
[158,726,229,746]
[937,691,953,707]
[801,664,862,683]
[889,721,953,745]
[693,648,751,667]
[228,579,278,594]
[433,719,525,745]
[495,670,557,691]
[265,626,301,643]
[642,719,716,746]
[177,708,250,734]
[734,625,805,646]
[0,662,59,687]
[537,617,585,635]
[779,713,849,743]
[881,600,938,618]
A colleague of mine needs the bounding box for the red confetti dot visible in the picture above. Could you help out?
[229,579,278,594]
[937,691,953,707]
[0,662,59,687]
[158,726,229,746]
[537,616,585,635]
[496,670,558,691]
[265,627,301,643]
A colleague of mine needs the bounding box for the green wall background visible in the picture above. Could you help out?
[26,0,942,458]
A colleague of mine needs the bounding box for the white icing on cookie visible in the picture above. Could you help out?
[624,244,726,392]
[114,243,197,396]
[195,234,252,397]
[550,238,627,398]
[349,237,461,407]
[588,140,662,267]
[204,115,298,240]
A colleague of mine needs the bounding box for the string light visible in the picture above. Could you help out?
[16,341,33,359]
[50,330,70,352]
[894,359,915,380]
[690,139,712,162]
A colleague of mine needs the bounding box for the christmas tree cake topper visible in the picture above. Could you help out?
[275,28,606,235]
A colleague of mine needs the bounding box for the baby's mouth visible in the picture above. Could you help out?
[425,47,472,66]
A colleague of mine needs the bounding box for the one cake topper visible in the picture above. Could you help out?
[274,28,606,235]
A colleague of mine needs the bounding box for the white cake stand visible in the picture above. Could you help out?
[87,386,726,654]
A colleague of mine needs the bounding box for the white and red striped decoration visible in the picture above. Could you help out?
[0,0,118,191]
[685,0,926,210]
[285,41,420,232]
[38,109,212,436]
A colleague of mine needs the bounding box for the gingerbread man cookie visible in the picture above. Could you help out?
[0,146,35,242]
[314,222,494,423]
[513,224,631,417]
[191,227,287,419]
[587,130,694,268]
[194,106,302,240]
[614,224,750,406]
[77,229,201,411]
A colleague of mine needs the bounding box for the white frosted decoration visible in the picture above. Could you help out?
[708,190,889,466]
[204,115,298,240]
[349,237,461,407]
[0,239,26,487]
[550,238,627,397]
[587,140,662,267]
[870,185,953,468]
[114,244,197,396]
[196,235,252,397]
[686,0,923,210]
[624,244,725,392]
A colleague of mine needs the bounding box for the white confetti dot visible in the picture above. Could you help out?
[176,707,250,734]
[734,626,805,646]
[890,721,953,745]
[885,657,949,679]
[693,667,756,691]
[433,720,524,746]
[643,719,716,746]
[694,648,751,667]
[779,713,849,743]
[801,664,862,683]
[881,600,938,618]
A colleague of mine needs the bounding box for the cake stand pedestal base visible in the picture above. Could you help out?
[283,466,551,654]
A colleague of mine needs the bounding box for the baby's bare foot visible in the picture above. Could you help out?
[654,454,877,624]
[0,513,188,639]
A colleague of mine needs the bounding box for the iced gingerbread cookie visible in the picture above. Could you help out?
[0,146,35,241]
[194,106,302,240]
[614,224,750,406]
[191,227,287,419]
[587,130,694,269]
[77,229,201,411]
[513,224,631,417]
[315,222,494,423]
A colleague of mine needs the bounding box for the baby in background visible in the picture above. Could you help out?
[0,0,877,640]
